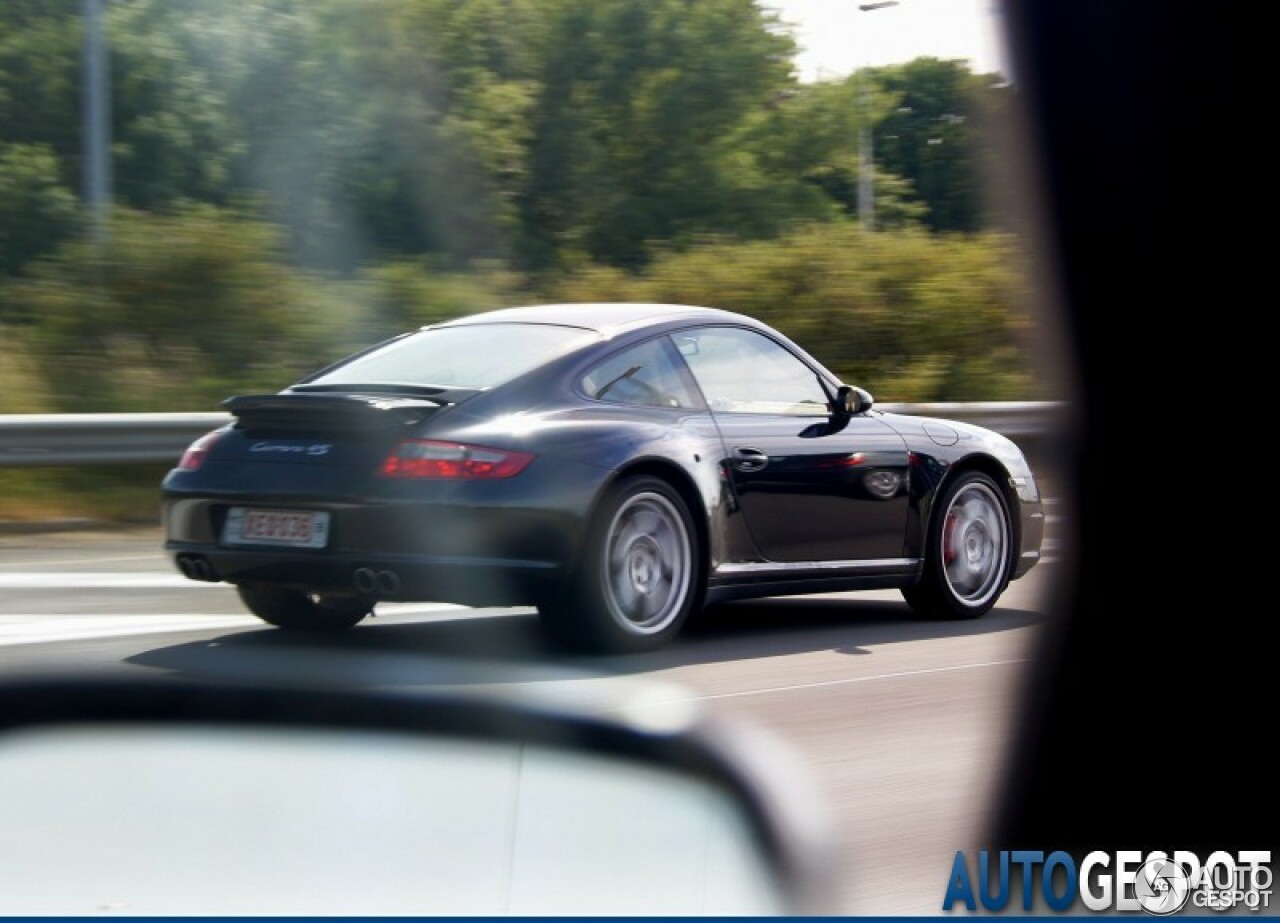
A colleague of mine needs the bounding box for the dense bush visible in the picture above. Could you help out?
[0,212,1035,413]
[4,207,334,411]
[549,223,1036,402]
[0,207,533,412]
[0,324,51,412]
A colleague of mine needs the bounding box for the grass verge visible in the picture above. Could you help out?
[0,465,170,525]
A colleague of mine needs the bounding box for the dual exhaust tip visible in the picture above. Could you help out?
[176,554,219,582]
[177,556,400,597]
[353,567,401,596]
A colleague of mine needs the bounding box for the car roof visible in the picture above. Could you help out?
[435,303,756,337]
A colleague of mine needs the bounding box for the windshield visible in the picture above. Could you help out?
[304,324,594,391]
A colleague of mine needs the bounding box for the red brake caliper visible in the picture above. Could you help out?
[943,512,959,564]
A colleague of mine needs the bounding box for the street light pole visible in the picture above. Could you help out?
[82,0,111,243]
[857,0,899,231]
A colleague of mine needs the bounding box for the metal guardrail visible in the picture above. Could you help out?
[0,412,232,467]
[0,402,1065,468]
[880,401,1064,439]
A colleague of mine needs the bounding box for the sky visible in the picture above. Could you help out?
[762,0,1009,80]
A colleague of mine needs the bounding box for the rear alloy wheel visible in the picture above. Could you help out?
[539,476,700,654]
[903,471,1012,620]
[236,585,374,631]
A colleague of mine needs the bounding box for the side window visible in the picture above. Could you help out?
[579,337,699,409]
[678,327,830,416]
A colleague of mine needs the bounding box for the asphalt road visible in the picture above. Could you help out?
[0,526,1057,914]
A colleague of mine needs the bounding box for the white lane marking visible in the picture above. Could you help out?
[0,603,470,647]
[644,658,1031,705]
[0,614,262,646]
[0,573,478,616]
[0,553,162,570]
[0,572,222,589]
[376,602,470,615]
[0,573,501,596]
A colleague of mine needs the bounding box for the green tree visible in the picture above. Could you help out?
[0,143,79,278]
[1,1,240,212]
[5,1,996,270]
[105,1,240,210]
[745,75,923,228]
[164,0,511,269]
[873,57,1009,232]
[0,1,83,191]
[516,0,803,270]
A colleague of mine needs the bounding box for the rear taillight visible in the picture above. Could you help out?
[378,440,534,479]
[177,430,224,472]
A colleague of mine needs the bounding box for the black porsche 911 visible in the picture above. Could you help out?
[163,303,1043,652]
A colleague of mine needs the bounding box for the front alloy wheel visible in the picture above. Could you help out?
[903,471,1012,620]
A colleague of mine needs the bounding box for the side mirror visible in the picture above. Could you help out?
[835,385,874,416]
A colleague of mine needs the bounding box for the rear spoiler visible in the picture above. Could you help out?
[223,393,444,432]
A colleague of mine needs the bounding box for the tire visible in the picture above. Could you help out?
[538,476,701,654]
[902,471,1013,620]
[236,585,374,631]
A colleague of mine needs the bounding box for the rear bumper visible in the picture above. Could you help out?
[166,539,561,607]
[163,493,582,607]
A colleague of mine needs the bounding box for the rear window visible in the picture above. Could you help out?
[309,323,595,390]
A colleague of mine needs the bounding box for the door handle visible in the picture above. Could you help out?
[732,447,769,472]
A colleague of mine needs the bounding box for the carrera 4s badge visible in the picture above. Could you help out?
[249,441,333,456]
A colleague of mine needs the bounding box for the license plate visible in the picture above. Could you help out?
[223,508,330,548]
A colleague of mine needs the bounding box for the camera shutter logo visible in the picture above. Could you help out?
[1135,857,1191,915]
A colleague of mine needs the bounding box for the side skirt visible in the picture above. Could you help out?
[705,557,923,606]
